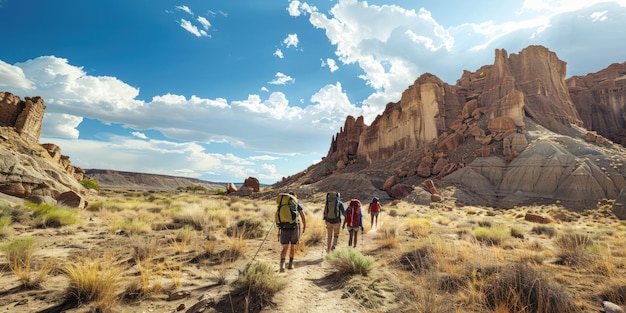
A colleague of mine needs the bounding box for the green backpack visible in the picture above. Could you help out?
[324,192,341,223]
[275,193,298,228]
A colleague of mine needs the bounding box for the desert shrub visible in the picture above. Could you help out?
[222,234,247,262]
[0,214,11,239]
[1,236,35,286]
[554,230,594,266]
[325,248,376,276]
[302,217,325,246]
[0,204,27,224]
[483,263,581,313]
[405,217,431,237]
[397,246,436,273]
[64,257,122,311]
[24,203,78,228]
[80,178,100,190]
[232,262,286,311]
[377,218,400,249]
[510,226,525,239]
[172,205,207,231]
[473,224,510,246]
[225,218,265,239]
[531,225,557,237]
[112,218,151,236]
[175,224,195,243]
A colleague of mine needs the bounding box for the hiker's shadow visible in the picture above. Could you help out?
[308,271,349,291]
[295,257,323,267]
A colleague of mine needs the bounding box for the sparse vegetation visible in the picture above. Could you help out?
[64,257,122,311]
[24,202,78,228]
[1,237,36,287]
[325,247,376,276]
[80,178,100,190]
[1,192,625,312]
[232,261,286,311]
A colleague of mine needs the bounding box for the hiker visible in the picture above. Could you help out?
[323,192,345,253]
[275,192,307,272]
[368,197,382,228]
[342,199,363,248]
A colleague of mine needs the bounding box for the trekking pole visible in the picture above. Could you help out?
[244,222,275,272]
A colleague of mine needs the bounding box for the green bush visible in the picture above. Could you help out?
[25,203,78,228]
[80,178,100,190]
[325,248,376,276]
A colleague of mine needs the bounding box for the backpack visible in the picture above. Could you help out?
[345,199,362,228]
[323,192,341,223]
[275,193,298,229]
[370,202,380,213]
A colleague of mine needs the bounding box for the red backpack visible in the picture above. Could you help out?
[345,199,362,227]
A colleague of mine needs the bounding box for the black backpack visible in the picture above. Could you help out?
[323,192,341,223]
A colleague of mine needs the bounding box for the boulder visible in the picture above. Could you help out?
[389,184,414,199]
[226,182,238,193]
[57,190,88,209]
[382,175,396,191]
[525,213,552,224]
[242,177,260,192]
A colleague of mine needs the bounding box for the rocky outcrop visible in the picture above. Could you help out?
[242,177,260,192]
[0,128,86,202]
[0,92,46,143]
[567,62,626,145]
[327,115,367,166]
[0,92,92,205]
[315,45,626,209]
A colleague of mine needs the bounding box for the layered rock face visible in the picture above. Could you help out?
[0,92,46,143]
[567,62,626,145]
[322,45,626,209]
[0,92,88,207]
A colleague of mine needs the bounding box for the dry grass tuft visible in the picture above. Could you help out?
[232,261,286,311]
[325,247,376,276]
[482,263,581,313]
[396,245,436,273]
[553,229,595,266]
[1,237,36,287]
[64,257,123,311]
[225,218,266,239]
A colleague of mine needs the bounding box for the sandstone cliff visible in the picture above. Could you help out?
[275,45,626,210]
[0,92,88,207]
[567,62,626,146]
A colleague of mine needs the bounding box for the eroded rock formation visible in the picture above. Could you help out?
[1,92,88,207]
[320,45,626,209]
[567,62,626,145]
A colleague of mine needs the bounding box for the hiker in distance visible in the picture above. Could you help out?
[323,192,345,253]
[368,197,382,229]
[275,192,307,272]
[343,199,363,248]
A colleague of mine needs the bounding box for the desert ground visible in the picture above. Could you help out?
[1,188,625,313]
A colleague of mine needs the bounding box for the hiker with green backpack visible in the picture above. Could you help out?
[275,192,307,272]
[342,199,363,248]
[323,192,345,253]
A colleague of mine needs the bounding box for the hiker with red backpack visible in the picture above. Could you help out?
[368,197,382,229]
[342,199,363,248]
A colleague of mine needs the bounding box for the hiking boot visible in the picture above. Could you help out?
[287,262,294,269]
[279,267,285,273]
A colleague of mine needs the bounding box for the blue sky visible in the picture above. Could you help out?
[1,0,625,184]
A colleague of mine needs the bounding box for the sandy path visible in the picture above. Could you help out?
[259,227,377,313]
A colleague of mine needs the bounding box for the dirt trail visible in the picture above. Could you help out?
[259,227,379,313]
